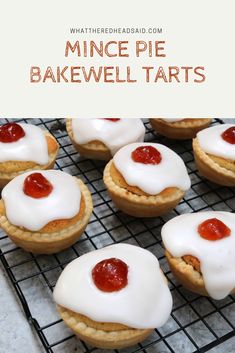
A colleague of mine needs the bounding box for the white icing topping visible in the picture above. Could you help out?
[197,124,235,160]
[53,243,172,329]
[0,123,49,164]
[113,142,191,195]
[162,211,235,300]
[160,118,185,123]
[2,170,81,231]
[71,118,145,155]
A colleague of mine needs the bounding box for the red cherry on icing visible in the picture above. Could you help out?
[92,258,128,292]
[0,122,25,143]
[102,118,120,122]
[131,145,162,165]
[198,218,231,241]
[23,173,53,199]
[221,126,235,144]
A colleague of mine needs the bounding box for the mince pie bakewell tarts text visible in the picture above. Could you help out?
[150,118,212,140]
[66,118,145,160]
[103,142,191,217]
[54,243,172,349]
[0,122,59,188]
[0,170,93,254]
[162,211,235,300]
[193,124,235,186]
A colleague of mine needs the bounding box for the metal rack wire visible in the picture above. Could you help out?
[0,118,234,353]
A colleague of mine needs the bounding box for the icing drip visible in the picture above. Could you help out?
[53,243,172,329]
[160,118,185,123]
[113,142,191,195]
[162,211,235,300]
[71,118,145,155]
[197,124,235,160]
[0,123,49,164]
[2,170,81,231]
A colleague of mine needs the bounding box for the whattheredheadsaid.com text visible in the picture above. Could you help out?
[70,27,163,34]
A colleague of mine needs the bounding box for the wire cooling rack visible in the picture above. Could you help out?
[0,118,235,353]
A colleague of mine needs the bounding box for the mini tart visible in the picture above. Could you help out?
[66,118,112,161]
[0,178,93,254]
[150,118,212,140]
[103,161,185,217]
[0,132,59,189]
[57,305,152,349]
[162,212,235,299]
[193,137,235,186]
[54,243,172,348]
[165,250,235,297]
